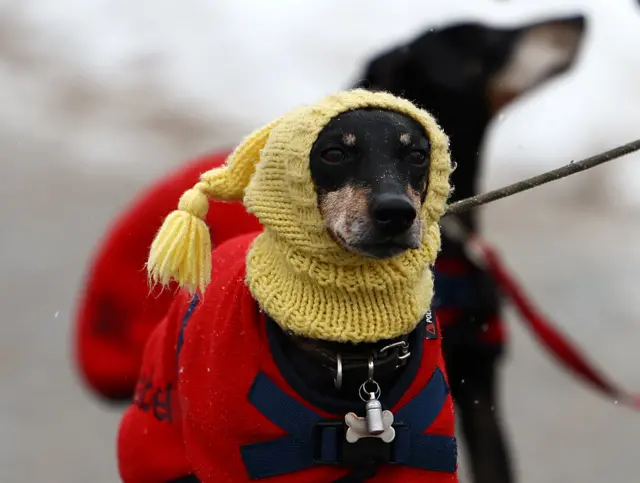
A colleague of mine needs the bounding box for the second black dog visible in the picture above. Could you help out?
[355,15,586,483]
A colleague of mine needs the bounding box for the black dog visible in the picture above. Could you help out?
[118,104,458,483]
[353,15,586,483]
[275,108,433,404]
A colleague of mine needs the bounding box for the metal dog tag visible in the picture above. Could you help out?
[365,392,385,435]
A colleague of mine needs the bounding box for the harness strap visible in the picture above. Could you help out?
[393,364,449,432]
[176,294,200,365]
[432,273,477,309]
[240,436,316,479]
[240,369,456,479]
[393,427,458,472]
[248,371,321,443]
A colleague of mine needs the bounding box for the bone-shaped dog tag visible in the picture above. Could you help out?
[345,411,395,443]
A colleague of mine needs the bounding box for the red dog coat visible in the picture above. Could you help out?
[118,232,458,482]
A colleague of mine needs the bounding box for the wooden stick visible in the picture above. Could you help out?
[444,138,640,216]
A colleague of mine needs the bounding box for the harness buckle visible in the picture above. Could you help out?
[311,419,407,467]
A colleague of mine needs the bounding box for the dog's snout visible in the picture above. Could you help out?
[370,194,417,236]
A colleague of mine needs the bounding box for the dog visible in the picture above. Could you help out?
[118,91,457,482]
[76,14,586,483]
[355,15,586,483]
[284,108,435,398]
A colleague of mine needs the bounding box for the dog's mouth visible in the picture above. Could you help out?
[331,230,421,259]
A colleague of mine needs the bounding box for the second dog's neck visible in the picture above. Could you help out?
[445,118,489,234]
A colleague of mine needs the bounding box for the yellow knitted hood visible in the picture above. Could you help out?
[148,89,453,342]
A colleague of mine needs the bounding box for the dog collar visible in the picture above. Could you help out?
[278,310,434,393]
[283,329,411,391]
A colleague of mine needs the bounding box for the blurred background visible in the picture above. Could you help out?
[1,0,639,481]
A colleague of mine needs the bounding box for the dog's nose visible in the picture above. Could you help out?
[370,194,417,236]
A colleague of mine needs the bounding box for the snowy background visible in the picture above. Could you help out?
[2,0,640,202]
[1,0,639,482]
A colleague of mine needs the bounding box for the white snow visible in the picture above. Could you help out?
[0,0,639,205]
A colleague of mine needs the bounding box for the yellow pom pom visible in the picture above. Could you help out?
[147,188,212,294]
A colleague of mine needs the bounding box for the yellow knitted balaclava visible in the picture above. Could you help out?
[148,89,452,343]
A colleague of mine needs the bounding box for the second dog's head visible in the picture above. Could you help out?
[356,15,587,123]
[310,108,432,259]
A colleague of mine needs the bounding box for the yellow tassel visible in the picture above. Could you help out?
[147,187,211,294]
[144,118,282,296]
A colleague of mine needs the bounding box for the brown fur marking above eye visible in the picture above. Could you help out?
[342,133,357,147]
[399,133,411,145]
[319,185,370,244]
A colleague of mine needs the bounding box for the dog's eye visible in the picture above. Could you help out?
[321,148,346,164]
[406,150,428,166]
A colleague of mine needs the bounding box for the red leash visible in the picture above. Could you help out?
[442,218,640,410]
